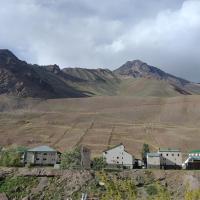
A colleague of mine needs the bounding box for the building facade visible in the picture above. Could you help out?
[158,148,182,169]
[183,150,200,170]
[103,143,134,169]
[25,146,61,166]
[146,153,160,169]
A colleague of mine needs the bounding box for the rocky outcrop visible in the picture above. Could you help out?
[0,193,8,200]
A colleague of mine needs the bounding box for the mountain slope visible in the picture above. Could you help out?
[114,60,200,96]
[0,50,120,98]
[0,49,200,98]
[62,68,120,96]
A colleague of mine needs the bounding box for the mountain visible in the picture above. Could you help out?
[0,49,200,98]
[0,49,120,98]
[114,60,200,96]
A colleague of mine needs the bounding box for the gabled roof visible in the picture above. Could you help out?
[103,143,124,152]
[147,153,160,157]
[189,150,200,154]
[158,148,180,152]
[27,146,57,152]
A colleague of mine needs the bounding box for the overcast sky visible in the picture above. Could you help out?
[0,0,200,82]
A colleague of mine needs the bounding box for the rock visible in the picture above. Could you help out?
[0,193,8,200]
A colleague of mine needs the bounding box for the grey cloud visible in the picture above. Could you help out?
[0,0,199,82]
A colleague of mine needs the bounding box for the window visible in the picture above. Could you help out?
[105,152,107,154]
[160,154,162,156]
[122,157,123,159]
[178,154,179,156]
[36,158,40,161]
[117,156,119,159]
[43,158,47,161]
[43,153,47,156]
[166,154,168,156]
[117,161,119,164]
[172,154,174,156]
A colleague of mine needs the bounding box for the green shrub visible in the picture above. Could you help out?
[184,186,200,200]
[0,149,22,167]
[92,157,106,171]
[60,147,81,169]
[146,184,158,196]
[97,172,137,200]
[0,176,38,200]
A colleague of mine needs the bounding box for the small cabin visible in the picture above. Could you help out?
[25,146,61,166]
[158,148,182,169]
[103,143,134,169]
[146,153,160,169]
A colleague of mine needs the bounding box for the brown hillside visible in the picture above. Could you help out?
[0,95,200,158]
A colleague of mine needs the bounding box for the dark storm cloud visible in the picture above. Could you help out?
[0,0,199,82]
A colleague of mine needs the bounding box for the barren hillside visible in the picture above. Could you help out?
[0,95,200,158]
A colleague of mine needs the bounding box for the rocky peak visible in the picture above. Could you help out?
[114,60,168,79]
[44,64,61,74]
[0,49,20,65]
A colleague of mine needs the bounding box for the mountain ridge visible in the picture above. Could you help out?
[0,49,200,98]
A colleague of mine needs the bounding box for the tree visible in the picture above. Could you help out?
[0,148,22,167]
[141,143,150,165]
[92,157,106,170]
[60,147,81,169]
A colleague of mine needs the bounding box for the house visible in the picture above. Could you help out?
[158,148,182,169]
[81,146,91,169]
[183,150,200,170]
[25,146,61,166]
[146,153,160,169]
[103,143,134,169]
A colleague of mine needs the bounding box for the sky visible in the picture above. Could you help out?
[0,0,200,82]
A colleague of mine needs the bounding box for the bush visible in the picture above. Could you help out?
[0,176,38,200]
[0,148,22,167]
[97,172,137,200]
[184,186,200,200]
[60,147,81,169]
[92,157,106,171]
[146,184,158,196]
[146,183,171,200]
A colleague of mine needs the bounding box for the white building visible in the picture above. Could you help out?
[146,153,160,169]
[25,146,61,166]
[103,143,134,169]
[158,148,182,169]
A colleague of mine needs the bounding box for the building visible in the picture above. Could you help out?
[158,148,182,169]
[183,150,200,170]
[103,143,134,169]
[81,146,91,169]
[25,146,61,166]
[146,153,160,169]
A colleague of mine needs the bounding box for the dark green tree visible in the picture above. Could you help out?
[141,143,150,165]
[92,157,106,170]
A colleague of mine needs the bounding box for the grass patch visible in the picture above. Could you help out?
[0,176,39,200]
